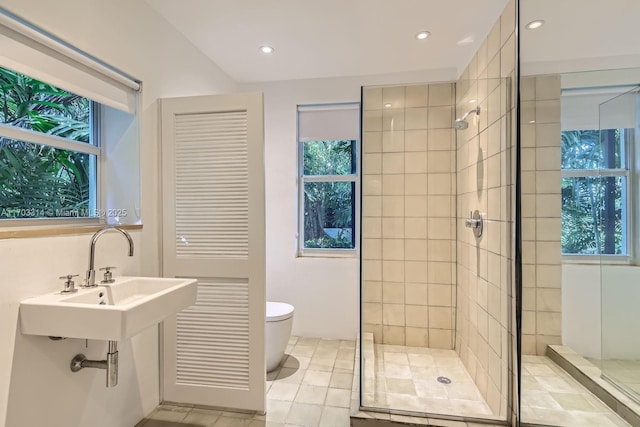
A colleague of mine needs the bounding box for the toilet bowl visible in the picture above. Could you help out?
[266,301,294,372]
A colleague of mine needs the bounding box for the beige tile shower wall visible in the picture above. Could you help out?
[520,75,563,356]
[361,83,457,349]
[454,0,515,417]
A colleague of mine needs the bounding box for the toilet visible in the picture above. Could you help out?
[266,301,294,372]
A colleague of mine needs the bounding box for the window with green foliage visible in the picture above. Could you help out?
[561,129,630,255]
[0,66,98,220]
[300,140,357,251]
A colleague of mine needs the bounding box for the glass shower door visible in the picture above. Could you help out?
[599,87,640,402]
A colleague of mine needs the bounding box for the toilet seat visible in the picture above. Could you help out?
[266,301,294,322]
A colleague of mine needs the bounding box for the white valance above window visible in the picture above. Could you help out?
[0,7,140,114]
[561,86,638,131]
[298,103,360,142]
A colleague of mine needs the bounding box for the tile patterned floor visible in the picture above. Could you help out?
[137,336,355,427]
[521,355,630,426]
[361,340,493,418]
[135,337,637,427]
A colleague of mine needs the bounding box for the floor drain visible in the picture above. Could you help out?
[437,376,452,384]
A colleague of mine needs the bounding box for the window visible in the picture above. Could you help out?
[301,140,357,250]
[561,129,631,255]
[0,66,99,220]
[297,104,359,254]
[0,9,141,227]
[560,86,639,258]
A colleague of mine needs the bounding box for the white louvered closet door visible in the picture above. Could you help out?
[160,93,265,412]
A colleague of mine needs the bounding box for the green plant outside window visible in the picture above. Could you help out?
[301,140,356,250]
[561,129,629,255]
[0,66,97,219]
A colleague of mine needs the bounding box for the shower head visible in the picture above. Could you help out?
[454,118,469,130]
[454,106,481,130]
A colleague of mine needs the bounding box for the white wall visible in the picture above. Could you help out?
[0,1,237,426]
[563,264,640,360]
[600,266,640,360]
[240,69,455,340]
[562,264,601,359]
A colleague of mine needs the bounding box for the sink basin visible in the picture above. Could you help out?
[20,276,197,341]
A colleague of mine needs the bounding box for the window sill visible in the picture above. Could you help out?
[0,223,143,240]
[562,255,631,265]
[297,250,359,259]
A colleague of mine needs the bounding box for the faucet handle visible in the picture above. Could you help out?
[59,274,79,293]
[99,267,116,284]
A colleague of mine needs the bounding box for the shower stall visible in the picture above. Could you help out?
[359,76,514,423]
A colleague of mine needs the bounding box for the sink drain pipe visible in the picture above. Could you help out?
[70,341,118,387]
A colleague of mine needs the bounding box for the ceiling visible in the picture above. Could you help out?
[520,0,640,73]
[145,0,509,83]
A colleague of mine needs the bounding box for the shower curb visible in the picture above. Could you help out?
[546,345,640,426]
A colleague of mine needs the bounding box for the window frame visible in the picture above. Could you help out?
[561,128,634,262]
[297,138,360,258]
[0,87,103,226]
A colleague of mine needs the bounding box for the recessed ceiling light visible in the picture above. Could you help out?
[525,20,545,30]
[468,99,477,104]
[415,31,431,40]
[259,45,274,54]
[384,103,392,108]
[457,36,475,46]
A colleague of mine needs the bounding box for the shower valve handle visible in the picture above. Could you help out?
[465,210,483,238]
[465,212,480,228]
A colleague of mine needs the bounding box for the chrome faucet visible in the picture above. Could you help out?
[85,226,134,287]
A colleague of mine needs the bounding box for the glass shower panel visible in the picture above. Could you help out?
[359,78,512,423]
[599,87,640,402]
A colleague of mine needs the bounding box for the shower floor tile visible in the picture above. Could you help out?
[521,356,630,426]
[362,343,493,418]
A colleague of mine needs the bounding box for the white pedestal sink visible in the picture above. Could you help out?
[20,276,197,341]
